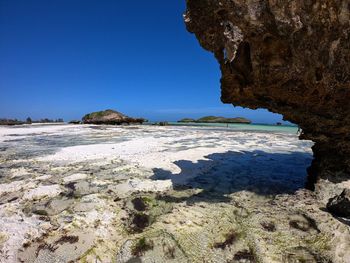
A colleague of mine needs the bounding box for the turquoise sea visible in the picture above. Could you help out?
[158,122,299,134]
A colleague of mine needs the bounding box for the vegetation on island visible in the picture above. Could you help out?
[0,119,26,125]
[0,117,64,126]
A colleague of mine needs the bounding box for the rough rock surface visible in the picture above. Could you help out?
[184,0,350,199]
[82,109,145,125]
[327,188,350,218]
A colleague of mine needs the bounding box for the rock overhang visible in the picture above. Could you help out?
[184,0,350,200]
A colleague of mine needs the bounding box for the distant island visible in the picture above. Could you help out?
[0,118,64,126]
[0,110,147,126]
[178,116,251,124]
[82,109,146,125]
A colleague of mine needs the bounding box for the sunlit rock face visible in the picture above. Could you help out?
[185,0,350,199]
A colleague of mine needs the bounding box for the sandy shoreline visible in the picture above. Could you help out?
[0,124,349,262]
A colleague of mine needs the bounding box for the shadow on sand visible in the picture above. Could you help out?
[151,150,313,204]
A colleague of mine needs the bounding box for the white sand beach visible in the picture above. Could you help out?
[0,124,348,263]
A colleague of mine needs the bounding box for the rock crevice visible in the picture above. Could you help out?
[185,0,350,200]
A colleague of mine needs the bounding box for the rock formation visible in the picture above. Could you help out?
[184,0,350,200]
[82,109,145,125]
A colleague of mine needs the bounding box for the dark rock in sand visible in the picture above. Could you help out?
[153,122,169,126]
[159,122,168,126]
[69,120,82,124]
[327,189,350,218]
[82,109,145,125]
[178,118,196,123]
[185,0,350,197]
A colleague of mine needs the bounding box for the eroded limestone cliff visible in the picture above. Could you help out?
[185,0,350,201]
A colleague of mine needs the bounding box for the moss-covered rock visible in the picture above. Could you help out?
[82,109,145,125]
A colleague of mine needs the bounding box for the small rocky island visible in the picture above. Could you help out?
[178,116,251,124]
[82,109,146,125]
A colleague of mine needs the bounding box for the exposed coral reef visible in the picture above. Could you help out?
[1,124,349,262]
[184,0,350,200]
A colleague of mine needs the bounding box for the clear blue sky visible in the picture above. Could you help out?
[0,0,287,124]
